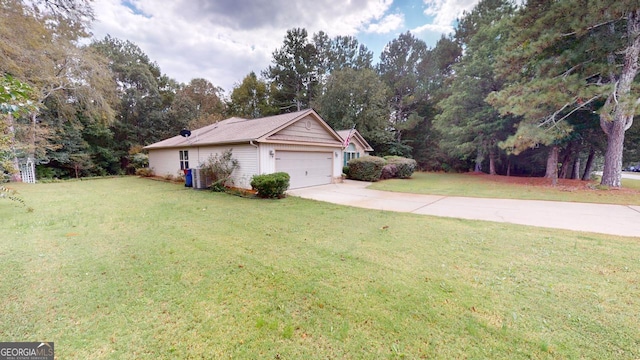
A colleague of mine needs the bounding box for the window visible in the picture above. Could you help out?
[179,150,189,170]
[343,144,359,166]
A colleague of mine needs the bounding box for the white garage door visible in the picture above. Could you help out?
[275,151,333,189]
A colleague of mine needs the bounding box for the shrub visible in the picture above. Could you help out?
[380,164,398,179]
[131,152,149,169]
[200,149,239,191]
[251,172,290,198]
[384,156,417,179]
[342,166,350,178]
[347,156,386,182]
[135,168,155,177]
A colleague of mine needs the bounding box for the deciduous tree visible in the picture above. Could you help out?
[228,72,276,118]
[312,68,391,150]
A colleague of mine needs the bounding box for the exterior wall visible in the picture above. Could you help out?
[148,148,182,177]
[195,144,259,189]
[268,115,336,142]
[149,142,343,189]
[353,139,371,156]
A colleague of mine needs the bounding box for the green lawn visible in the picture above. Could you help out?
[1,177,638,359]
[368,172,640,205]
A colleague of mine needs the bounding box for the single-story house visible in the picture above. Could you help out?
[145,109,353,189]
[336,129,374,167]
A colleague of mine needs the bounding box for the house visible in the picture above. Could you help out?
[144,109,347,189]
[336,129,374,167]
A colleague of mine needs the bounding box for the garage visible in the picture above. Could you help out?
[276,151,333,189]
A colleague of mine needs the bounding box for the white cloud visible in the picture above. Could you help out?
[422,0,479,28]
[366,13,405,34]
[90,0,396,93]
[410,22,453,35]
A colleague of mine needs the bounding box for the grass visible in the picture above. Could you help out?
[1,177,639,359]
[368,172,640,205]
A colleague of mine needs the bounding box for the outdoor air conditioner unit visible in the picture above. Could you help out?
[191,168,212,189]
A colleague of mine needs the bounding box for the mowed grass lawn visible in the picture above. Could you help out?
[369,172,640,205]
[1,177,638,359]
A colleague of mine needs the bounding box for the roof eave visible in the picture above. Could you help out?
[145,139,258,150]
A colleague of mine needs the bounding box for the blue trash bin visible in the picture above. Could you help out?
[184,169,193,187]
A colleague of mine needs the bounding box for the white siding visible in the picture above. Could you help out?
[148,149,183,177]
[269,115,335,142]
[258,144,276,174]
[196,144,258,189]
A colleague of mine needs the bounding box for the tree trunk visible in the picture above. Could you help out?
[582,147,596,181]
[601,120,627,187]
[559,143,573,179]
[489,147,496,175]
[474,147,483,173]
[545,146,559,186]
[572,157,581,180]
[600,10,640,187]
[506,158,511,177]
[7,113,22,182]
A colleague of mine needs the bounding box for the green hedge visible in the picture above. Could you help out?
[347,156,386,182]
[384,156,417,179]
[250,172,290,198]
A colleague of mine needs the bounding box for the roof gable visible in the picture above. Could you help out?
[337,129,374,152]
[265,113,340,145]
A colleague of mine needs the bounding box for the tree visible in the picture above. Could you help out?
[1,75,37,180]
[264,28,318,112]
[172,78,226,128]
[312,68,391,150]
[378,32,429,154]
[404,36,461,169]
[313,32,373,74]
[1,0,116,177]
[228,72,276,118]
[92,36,180,171]
[434,0,516,175]
[489,2,640,187]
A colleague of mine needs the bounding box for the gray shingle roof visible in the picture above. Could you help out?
[145,109,338,149]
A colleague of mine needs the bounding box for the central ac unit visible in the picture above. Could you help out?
[191,168,211,189]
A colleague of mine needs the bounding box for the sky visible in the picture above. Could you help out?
[90,0,482,94]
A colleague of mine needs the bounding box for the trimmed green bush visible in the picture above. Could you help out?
[347,156,386,182]
[342,166,350,178]
[251,172,290,198]
[384,156,417,179]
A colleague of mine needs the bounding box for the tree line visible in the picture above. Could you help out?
[2,0,639,187]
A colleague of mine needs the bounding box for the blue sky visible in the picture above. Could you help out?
[91,0,481,93]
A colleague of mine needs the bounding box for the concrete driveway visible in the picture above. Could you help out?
[287,180,640,238]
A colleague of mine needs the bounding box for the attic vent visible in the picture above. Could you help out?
[305,120,312,130]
